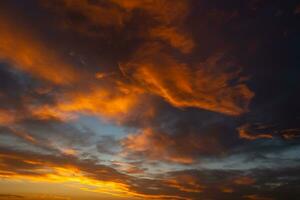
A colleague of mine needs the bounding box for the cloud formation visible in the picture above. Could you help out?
[0,14,79,84]
[0,0,299,199]
[121,45,254,115]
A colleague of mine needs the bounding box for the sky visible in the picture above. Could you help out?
[0,0,299,200]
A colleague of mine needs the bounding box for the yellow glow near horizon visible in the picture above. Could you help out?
[0,163,135,199]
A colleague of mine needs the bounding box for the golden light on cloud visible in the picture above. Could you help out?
[0,167,131,199]
[150,26,194,53]
[56,84,143,119]
[0,109,15,126]
[122,128,195,164]
[121,46,254,115]
[237,124,273,140]
[0,153,135,199]
[0,15,78,84]
[0,152,196,200]
[163,175,205,193]
[0,0,297,200]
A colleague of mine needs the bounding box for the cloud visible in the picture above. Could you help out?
[0,1,299,200]
[0,109,15,126]
[0,145,300,200]
[0,148,137,199]
[120,44,254,115]
[281,129,300,140]
[233,176,256,185]
[121,123,233,164]
[243,195,274,200]
[0,14,79,85]
[42,0,130,36]
[149,26,194,53]
[112,0,189,23]
[122,128,195,164]
[43,0,194,53]
[56,84,143,119]
[163,174,205,193]
[0,147,206,199]
[96,136,120,155]
[237,124,273,140]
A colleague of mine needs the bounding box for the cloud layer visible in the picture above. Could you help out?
[0,0,299,199]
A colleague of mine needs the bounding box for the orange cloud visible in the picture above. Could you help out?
[233,176,256,185]
[163,174,205,193]
[121,45,254,115]
[122,128,195,164]
[0,149,197,200]
[122,127,224,164]
[0,109,15,126]
[0,15,79,84]
[55,83,144,120]
[150,26,194,53]
[237,124,273,140]
[0,150,133,199]
[243,194,273,200]
[16,69,156,125]
[220,186,234,193]
[8,128,37,144]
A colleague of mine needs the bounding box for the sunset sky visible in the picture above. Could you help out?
[0,0,299,200]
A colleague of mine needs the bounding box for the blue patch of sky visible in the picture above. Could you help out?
[71,114,128,139]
